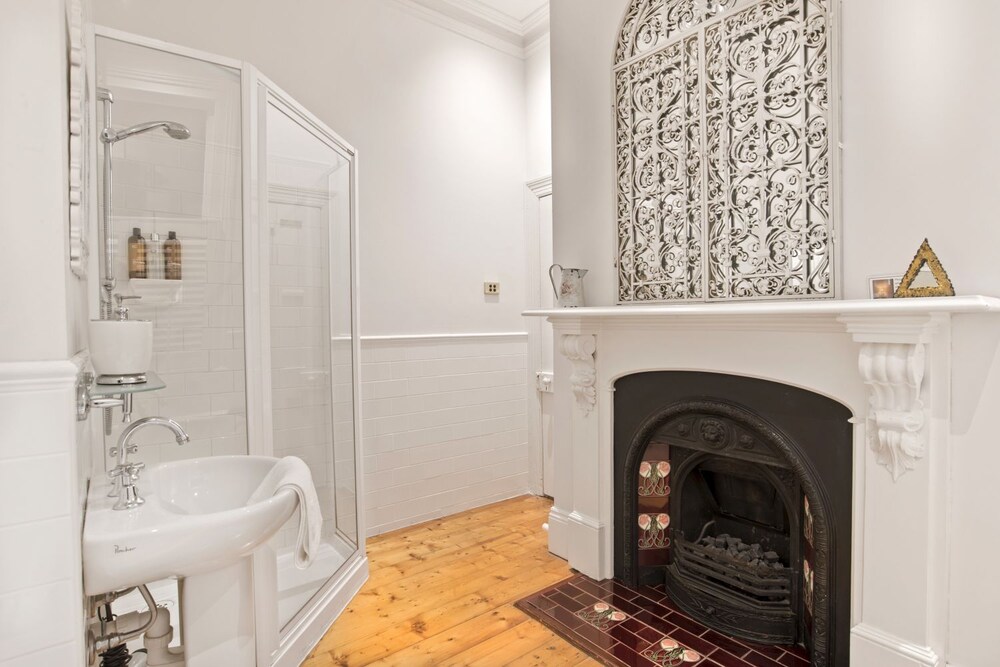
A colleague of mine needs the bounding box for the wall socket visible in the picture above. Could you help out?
[484,282,500,296]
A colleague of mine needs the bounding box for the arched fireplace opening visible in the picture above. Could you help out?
[614,373,852,667]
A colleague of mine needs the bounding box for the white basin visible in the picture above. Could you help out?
[83,455,297,597]
[89,319,153,378]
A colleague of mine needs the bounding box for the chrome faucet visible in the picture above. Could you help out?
[109,417,190,511]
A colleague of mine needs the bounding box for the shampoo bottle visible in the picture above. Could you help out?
[148,232,164,280]
[164,231,182,280]
[127,227,147,279]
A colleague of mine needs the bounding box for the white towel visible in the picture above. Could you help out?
[248,456,323,569]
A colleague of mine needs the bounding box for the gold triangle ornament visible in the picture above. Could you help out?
[894,239,956,298]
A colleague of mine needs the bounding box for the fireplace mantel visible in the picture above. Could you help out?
[525,295,1000,323]
[524,295,1000,666]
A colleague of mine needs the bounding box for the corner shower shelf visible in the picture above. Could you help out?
[126,278,183,306]
[90,371,166,398]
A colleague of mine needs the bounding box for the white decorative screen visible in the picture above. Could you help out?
[615,0,835,302]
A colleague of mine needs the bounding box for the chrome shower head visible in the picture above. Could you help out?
[104,120,191,143]
[164,123,191,140]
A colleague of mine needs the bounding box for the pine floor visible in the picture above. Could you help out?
[302,495,599,667]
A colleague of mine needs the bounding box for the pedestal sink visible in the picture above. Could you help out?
[84,456,300,667]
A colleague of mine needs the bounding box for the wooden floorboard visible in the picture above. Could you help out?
[302,495,600,667]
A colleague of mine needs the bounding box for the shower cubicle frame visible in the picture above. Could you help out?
[89,26,368,667]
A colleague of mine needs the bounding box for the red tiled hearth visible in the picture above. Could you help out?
[516,575,811,667]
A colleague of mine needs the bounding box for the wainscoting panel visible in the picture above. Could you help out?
[360,333,530,536]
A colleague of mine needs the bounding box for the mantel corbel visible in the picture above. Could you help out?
[839,314,948,480]
[557,333,597,416]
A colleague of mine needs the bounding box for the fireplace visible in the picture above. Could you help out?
[527,299,995,666]
[614,372,852,666]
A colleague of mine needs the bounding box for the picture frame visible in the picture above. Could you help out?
[869,276,898,300]
[895,239,956,298]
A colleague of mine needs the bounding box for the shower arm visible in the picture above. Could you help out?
[97,87,116,320]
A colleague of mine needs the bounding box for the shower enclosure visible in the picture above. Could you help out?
[90,28,365,666]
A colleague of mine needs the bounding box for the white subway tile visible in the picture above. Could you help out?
[0,455,71,527]
[210,349,245,372]
[0,390,72,460]
[185,371,235,395]
[358,337,530,536]
[2,641,78,667]
[0,518,73,595]
[0,580,76,661]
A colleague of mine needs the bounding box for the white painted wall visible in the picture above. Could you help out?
[94,0,530,337]
[525,39,551,181]
[0,0,72,362]
[549,1,1000,664]
[549,0,620,300]
[0,1,88,665]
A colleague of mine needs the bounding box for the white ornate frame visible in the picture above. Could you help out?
[613,0,844,304]
[67,0,89,278]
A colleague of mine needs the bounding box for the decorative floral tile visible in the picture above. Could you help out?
[803,495,814,547]
[575,602,629,630]
[638,512,671,550]
[803,558,815,615]
[639,460,671,497]
[641,637,703,665]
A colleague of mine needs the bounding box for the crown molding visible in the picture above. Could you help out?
[524,30,550,58]
[521,4,550,44]
[393,0,549,59]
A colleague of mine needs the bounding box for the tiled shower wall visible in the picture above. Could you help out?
[94,36,245,472]
[360,334,530,537]
[98,131,246,471]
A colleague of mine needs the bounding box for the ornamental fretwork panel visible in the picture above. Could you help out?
[616,0,835,302]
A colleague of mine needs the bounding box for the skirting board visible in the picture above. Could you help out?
[567,510,607,581]
[851,623,941,667]
[271,554,369,667]
[547,505,572,561]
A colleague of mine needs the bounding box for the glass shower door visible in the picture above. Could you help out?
[259,89,360,640]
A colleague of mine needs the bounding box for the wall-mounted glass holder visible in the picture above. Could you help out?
[76,370,167,435]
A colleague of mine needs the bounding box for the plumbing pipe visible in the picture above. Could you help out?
[90,585,159,657]
[97,87,116,320]
[90,587,136,616]
[142,606,185,666]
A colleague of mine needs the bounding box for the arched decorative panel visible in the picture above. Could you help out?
[615,0,837,302]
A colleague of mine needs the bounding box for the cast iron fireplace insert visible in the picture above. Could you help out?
[614,372,852,667]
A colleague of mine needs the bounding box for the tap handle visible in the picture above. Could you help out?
[113,294,142,321]
[127,444,139,455]
[125,462,145,481]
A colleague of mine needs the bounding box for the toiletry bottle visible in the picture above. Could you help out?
[148,232,164,280]
[165,231,182,280]
[128,227,147,279]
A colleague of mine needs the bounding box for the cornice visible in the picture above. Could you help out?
[393,0,549,59]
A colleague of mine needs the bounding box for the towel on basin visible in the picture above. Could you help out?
[248,456,323,569]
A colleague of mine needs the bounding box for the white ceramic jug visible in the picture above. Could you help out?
[549,264,588,308]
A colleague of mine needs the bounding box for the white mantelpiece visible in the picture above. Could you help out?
[525,296,1000,667]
